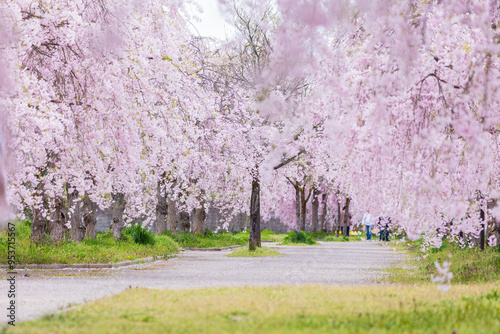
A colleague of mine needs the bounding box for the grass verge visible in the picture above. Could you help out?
[382,239,500,284]
[164,230,248,248]
[227,246,282,257]
[0,221,179,264]
[9,284,499,334]
[323,235,363,242]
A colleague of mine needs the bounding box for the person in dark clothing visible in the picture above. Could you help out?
[383,217,391,241]
[378,217,383,241]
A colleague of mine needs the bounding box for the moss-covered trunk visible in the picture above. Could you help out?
[193,205,206,235]
[83,193,97,239]
[155,179,167,234]
[48,196,68,241]
[110,192,126,239]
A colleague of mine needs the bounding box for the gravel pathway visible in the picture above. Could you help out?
[1,241,403,322]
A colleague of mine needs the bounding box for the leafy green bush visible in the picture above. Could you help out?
[122,223,155,246]
[282,231,316,245]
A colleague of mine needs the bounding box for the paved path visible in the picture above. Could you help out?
[1,241,403,322]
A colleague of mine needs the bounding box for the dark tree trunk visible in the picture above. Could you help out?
[155,179,167,234]
[68,188,85,242]
[83,193,97,239]
[48,196,67,241]
[300,186,312,232]
[336,194,341,237]
[193,205,206,235]
[294,183,300,231]
[179,211,190,232]
[311,188,319,232]
[249,175,261,251]
[166,197,178,231]
[480,208,485,251]
[110,192,126,239]
[300,187,306,231]
[320,192,327,232]
[343,197,351,237]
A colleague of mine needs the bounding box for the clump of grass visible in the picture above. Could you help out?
[12,284,500,334]
[227,246,282,257]
[122,223,155,245]
[0,220,179,264]
[281,231,317,245]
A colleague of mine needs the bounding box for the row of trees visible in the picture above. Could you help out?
[1,0,499,250]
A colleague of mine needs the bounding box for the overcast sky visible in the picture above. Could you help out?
[186,0,234,40]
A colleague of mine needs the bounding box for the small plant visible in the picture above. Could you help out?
[283,231,316,245]
[123,223,155,246]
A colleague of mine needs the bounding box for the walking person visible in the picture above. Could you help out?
[362,210,373,240]
[378,217,383,241]
[383,217,391,241]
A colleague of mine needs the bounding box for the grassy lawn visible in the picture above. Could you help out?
[163,230,248,248]
[9,284,499,334]
[383,239,500,285]
[0,221,179,264]
[227,246,283,257]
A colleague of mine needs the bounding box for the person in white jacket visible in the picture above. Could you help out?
[362,210,373,240]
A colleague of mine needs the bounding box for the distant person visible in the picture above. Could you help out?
[362,210,373,240]
[378,217,384,241]
[383,217,391,241]
[339,206,352,237]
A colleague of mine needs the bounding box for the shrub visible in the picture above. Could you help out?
[283,231,316,245]
[123,223,155,246]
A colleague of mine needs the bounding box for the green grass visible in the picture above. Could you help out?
[281,231,317,245]
[0,221,179,264]
[260,229,286,242]
[164,230,248,248]
[9,284,499,334]
[383,239,500,285]
[227,246,283,257]
[323,235,363,242]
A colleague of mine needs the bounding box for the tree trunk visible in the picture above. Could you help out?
[320,192,327,232]
[68,188,85,242]
[155,179,167,234]
[178,211,190,232]
[166,197,178,231]
[294,183,300,231]
[110,192,126,239]
[300,187,306,231]
[480,207,485,251]
[83,193,97,239]
[343,197,351,237]
[48,196,67,241]
[193,205,206,235]
[31,182,48,242]
[336,194,341,237]
[311,188,319,232]
[249,174,261,251]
